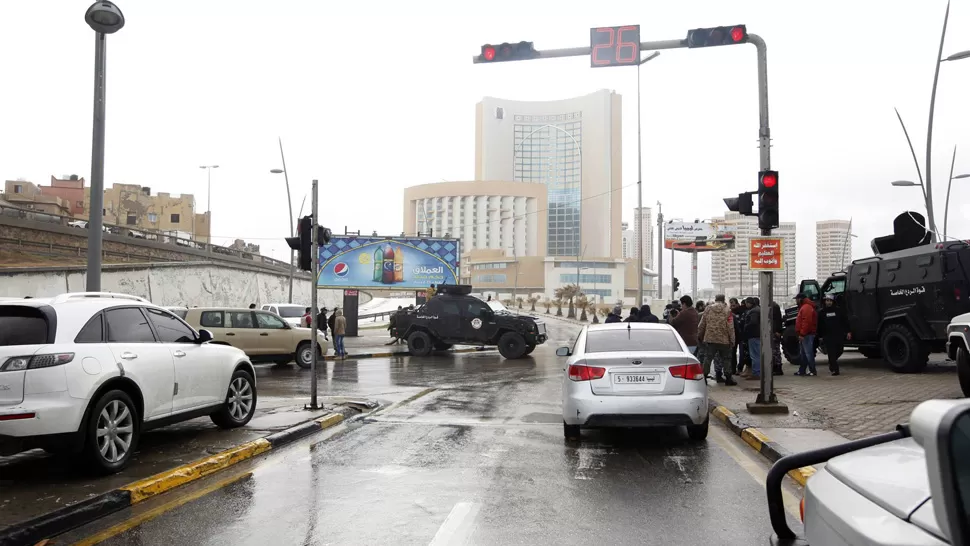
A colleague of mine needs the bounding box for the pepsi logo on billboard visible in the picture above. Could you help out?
[333,262,350,277]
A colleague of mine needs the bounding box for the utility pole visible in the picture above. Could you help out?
[690,251,698,300]
[307,179,320,410]
[656,202,663,301]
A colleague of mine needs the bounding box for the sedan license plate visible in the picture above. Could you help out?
[614,374,659,384]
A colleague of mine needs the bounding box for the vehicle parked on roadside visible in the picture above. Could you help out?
[0,292,257,473]
[766,398,970,546]
[557,322,709,441]
[260,303,308,328]
[783,240,970,373]
[946,312,970,397]
[183,307,328,368]
[391,284,546,359]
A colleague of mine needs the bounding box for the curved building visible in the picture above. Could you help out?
[402,180,546,259]
[475,89,623,259]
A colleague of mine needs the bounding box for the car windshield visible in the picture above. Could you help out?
[0,306,49,346]
[488,301,509,314]
[276,306,305,318]
[585,328,683,353]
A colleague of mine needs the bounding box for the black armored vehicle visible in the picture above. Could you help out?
[783,239,970,373]
[392,284,547,359]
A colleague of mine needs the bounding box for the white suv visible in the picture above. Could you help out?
[0,292,258,473]
[261,303,309,328]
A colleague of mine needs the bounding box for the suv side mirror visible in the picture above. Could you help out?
[556,347,571,357]
[911,399,970,545]
[197,329,214,344]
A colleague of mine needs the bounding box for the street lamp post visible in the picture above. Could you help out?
[199,165,219,245]
[84,0,125,292]
[636,51,661,306]
[944,145,970,241]
[271,138,295,303]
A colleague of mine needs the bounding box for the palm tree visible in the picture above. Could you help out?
[527,295,539,312]
[598,306,610,323]
[542,299,552,314]
[554,298,563,316]
[576,295,589,322]
[516,296,524,309]
[559,284,580,319]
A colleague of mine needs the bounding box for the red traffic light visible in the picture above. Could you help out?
[483,45,496,61]
[730,26,745,42]
[762,172,777,188]
[477,41,536,63]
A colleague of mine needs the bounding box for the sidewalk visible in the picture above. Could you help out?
[708,352,962,440]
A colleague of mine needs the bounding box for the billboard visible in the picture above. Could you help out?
[317,236,460,289]
[664,220,736,251]
[749,237,784,270]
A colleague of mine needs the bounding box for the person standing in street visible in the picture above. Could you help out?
[729,298,746,375]
[327,308,338,351]
[249,303,256,309]
[302,307,312,328]
[770,301,785,376]
[794,294,818,376]
[741,297,762,379]
[670,295,699,354]
[638,304,659,323]
[697,294,737,386]
[334,309,347,358]
[388,306,403,344]
[624,307,640,323]
[605,304,623,323]
[818,294,848,375]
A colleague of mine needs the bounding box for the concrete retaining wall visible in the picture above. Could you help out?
[0,262,353,309]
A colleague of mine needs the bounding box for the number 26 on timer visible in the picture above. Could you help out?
[590,25,640,68]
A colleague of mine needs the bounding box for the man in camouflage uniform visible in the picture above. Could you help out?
[697,294,737,386]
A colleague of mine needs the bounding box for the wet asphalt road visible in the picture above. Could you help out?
[67,320,801,545]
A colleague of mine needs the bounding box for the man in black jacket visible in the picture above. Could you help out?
[741,297,762,379]
[770,301,784,375]
[818,295,848,375]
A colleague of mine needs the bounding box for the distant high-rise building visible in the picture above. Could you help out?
[710,211,797,300]
[621,221,634,259]
[475,89,623,258]
[633,207,654,270]
[816,220,853,280]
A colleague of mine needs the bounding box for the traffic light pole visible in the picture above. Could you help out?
[470,30,786,413]
[307,179,320,411]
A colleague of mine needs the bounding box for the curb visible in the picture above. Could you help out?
[0,411,350,546]
[708,401,817,486]
[322,346,495,361]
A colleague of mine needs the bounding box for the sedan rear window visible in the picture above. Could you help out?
[0,306,51,346]
[585,329,683,353]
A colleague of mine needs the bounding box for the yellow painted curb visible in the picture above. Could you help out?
[787,466,817,487]
[711,405,735,423]
[741,427,772,452]
[122,438,272,504]
[315,413,344,429]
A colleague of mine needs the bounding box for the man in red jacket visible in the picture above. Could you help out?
[794,294,818,376]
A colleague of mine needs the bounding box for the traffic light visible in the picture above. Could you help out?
[286,215,312,271]
[673,277,681,294]
[686,25,748,48]
[758,170,779,230]
[477,42,538,63]
[724,192,754,216]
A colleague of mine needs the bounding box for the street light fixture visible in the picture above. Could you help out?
[271,137,295,303]
[84,0,125,292]
[199,165,219,244]
[891,180,920,187]
[636,51,660,306]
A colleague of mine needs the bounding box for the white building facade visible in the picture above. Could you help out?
[475,90,623,259]
[816,219,853,280]
[633,206,654,271]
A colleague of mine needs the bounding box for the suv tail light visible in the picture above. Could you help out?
[568,363,606,381]
[669,363,705,380]
[0,353,75,372]
[956,288,962,301]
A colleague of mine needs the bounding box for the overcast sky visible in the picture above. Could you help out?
[2,0,968,293]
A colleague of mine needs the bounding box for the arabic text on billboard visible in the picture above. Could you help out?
[318,236,460,289]
[748,237,784,270]
[664,221,736,251]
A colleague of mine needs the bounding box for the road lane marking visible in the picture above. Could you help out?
[73,472,253,546]
[710,424,802,520]
[574,446,609,480]
[370,387,437,417]
[428,502,480,546]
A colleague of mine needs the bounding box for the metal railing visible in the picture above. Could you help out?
[0,203,292,270]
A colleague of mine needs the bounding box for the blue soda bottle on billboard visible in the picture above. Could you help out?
[372,248,382,282]
[382,245,395,284]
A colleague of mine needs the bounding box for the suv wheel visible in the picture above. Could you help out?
[563,421,581,440]
[498,332,528,359]
[407,331,433,357]
[957,345,970,397]
[211,370,257,428]
[83,390,138,474]
[295,341,319,369]
[880,323,927,373]
[524,343,536,355]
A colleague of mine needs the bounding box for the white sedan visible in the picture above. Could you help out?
[0,292,257,474]
[558,322,709,441]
